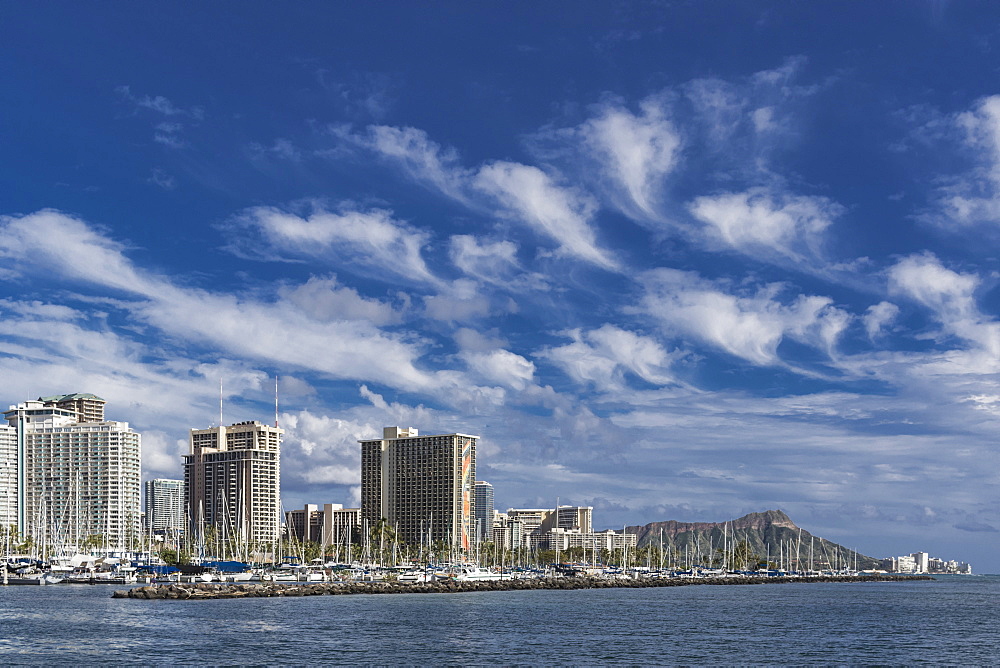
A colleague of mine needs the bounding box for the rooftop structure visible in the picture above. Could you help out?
[36,393,106,423]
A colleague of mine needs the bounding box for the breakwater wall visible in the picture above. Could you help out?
[113,574,932,600]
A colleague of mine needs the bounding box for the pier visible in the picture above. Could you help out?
[113,574,933,600]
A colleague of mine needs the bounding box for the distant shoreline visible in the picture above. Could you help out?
[113,574,934,600]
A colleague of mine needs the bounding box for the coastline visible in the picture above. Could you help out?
[113,574,933,600]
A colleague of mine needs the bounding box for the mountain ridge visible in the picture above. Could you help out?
[625,509,879,570]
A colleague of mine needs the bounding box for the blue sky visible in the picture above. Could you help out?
[3,2,999,570]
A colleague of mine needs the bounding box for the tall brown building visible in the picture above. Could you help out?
[360,427,477,552]
[184,421,282,551]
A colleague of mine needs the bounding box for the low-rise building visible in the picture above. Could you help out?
[285,503,361,549]
[506,505,593,549]
[545,527,637,552]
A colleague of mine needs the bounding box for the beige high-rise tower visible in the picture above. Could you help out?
[360,427,477,552]
[184,421,282,552]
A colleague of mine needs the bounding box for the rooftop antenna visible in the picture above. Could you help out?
[219,378,224,428]
[274,375,279,428]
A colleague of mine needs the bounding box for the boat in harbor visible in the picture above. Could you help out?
[3,571,65,585]
[448,564,502,581]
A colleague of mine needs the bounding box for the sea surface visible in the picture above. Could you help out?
[1,575,997,664]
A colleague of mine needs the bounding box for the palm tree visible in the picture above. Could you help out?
[370,518,399,566]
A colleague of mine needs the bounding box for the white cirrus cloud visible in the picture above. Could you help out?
[348,124,471,203]
[474,161,618,270]
[888,252,1000,357]
[277,275,403,326]
[340,123,619,272]
[461,348,536,391]
[233,205,443,287]
[0,209,150,292]
[449,234,548,289]
[863,301,901,340]
[540,324,678,391]
[916,94,1000,228]
[933,95,1000,225]
[0,209,498,401]
[688,187,841,264]
[636,268,850,367]
[575,97,681,221]
[422,278,513,322]
[888,253,978,318]
[115,85,204,120]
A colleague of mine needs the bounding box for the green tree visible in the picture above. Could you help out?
[158,547,191,566]
[729,540,759,570]
[81,534,105,552]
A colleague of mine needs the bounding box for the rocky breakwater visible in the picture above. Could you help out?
[112,574,932,600]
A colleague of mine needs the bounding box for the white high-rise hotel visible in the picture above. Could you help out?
[0,422,18,530]
[2,394,141,549]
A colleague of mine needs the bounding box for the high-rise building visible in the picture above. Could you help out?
[474,480,494,543]
[184,420,282,551]
[360,426,477,551]
[910,551,930,573]
[144,478,185,533]
[3,396,141,549]
[0,423,18,530]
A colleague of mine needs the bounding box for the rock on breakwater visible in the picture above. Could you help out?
[112,574,932,600]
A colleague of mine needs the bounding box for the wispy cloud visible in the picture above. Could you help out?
[888,252,1000,359]
[231,204,444,288]
[344,125,472,203]
[116,85,204,119]
[932,95,1000,226]
[863,301,900,340]
[115,85,203,148]
[473,162,619,270]
[337,125,620,271]
[688,187,841,265]
[538,96,681,222]
[539,324,679,391]
[0,209,495,401]
[635,268,850,368]
[147,168,176,190]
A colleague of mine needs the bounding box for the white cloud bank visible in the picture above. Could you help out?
[0,209,492,399]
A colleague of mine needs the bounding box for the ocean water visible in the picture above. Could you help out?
[1,575,997,664]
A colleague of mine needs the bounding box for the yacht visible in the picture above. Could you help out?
[449,564,501,581]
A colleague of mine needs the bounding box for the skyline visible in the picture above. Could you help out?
[2,3,999,571]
